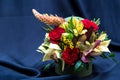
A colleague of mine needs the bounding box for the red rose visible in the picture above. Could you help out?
[62,47,80,65]
[81,19,98,31]
[49,27,65,44]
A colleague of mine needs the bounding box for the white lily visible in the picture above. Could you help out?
[37,43,61,61]
[94,40,111,53]
[92,33,111,56]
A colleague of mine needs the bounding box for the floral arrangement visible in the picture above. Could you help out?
[32,9,115,76]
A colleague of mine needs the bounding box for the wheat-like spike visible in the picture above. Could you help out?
[32,9,65,26]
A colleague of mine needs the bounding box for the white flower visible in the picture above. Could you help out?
[93,40,111,53]
[37,43,61,61]
[91,33,111,56]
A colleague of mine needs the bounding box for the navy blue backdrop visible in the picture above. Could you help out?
[0,0,120,80]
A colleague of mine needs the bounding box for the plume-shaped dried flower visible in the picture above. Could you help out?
[32,9,65,26]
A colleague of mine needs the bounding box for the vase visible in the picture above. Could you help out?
[55,61,92,77]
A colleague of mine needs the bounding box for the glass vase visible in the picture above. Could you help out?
[55,61,92,77]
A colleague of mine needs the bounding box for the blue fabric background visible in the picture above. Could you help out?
[0,0,120,80]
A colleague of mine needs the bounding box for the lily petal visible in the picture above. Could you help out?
[42,48,54,61]
[55,50,61,59]
[100,40,111,47]
[49,43,61,50]
[81,54,91,63]
[96,46,110,53]
[98,33,107,41]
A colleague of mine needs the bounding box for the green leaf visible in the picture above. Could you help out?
[43,45,49,49]
[46,25,53,31]
[109,53,115,57]
[95,18,100,25]
[41,26,49,32]
[62,59,65,71]
[44,38,50,45]
[68,17,74,33]
[74,60,83,72]
[69,16,74,28]
[104,34,109,41]
[100,53,108,58]
[41,25,53,32]
[59,43,65,50]
[43,64,52,71]
[68,27,74,33]
[90,56,96,60]
[92,18,100,25]
[68,33,74,40]
[65,26,69,32]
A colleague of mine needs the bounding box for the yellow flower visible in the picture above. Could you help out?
[76,41,81,48]
[72,18,84,36]
[73,29,78,36]
[61,33,74,49]
[63,39,74,49]
[59,22,68,29]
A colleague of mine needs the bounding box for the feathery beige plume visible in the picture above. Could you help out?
[32,9,65,26]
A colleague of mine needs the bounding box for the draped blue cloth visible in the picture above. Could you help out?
[0,0,120,80]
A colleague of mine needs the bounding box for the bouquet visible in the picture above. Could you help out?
[32,9,115,77]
